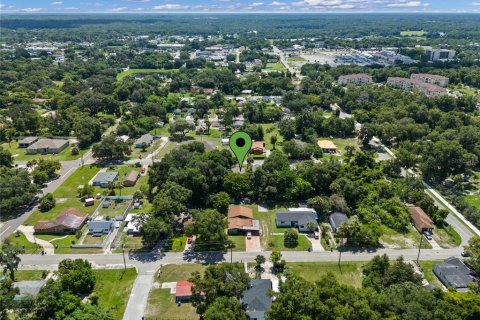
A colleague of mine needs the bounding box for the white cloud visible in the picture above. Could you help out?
[51,1,63,4]
[111,6,128,11]
[386,1,429,7]
[0,4,5,9]
[20,7,43,12]
[251,2,264,6]
[153,4,190,10]
[471,2,480,5]
[123,0,150,2]
[270,1,286,4]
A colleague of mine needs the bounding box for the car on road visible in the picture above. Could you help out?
[247,232,252,239]
[187,236,193,244]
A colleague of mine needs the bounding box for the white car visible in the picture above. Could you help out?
[247,232,252,239]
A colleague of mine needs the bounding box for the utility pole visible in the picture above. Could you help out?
[416,234,423,265]
[122,244,127,270]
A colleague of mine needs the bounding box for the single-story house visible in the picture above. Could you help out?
[221,138,229,146]
[251,141,266,155]
[228,205,260,235]
[175,280,194,303]
[123,170,139,187]
[241,279,273,320]
[18,136,39,148]
[408,206,433,233]
[26,138,69,155]
[275,210,318,233]
[187,108,197,116]
[242,89,253,95]
[329,212,349,233]
[87,220,114,236]
[134,134,154,149]
[203,88,214,95]
[118,135,129,143]
[173,109,182,116]
[124,213,142,235]
[34,208,88,234]
[317,140,337,154]
[433,257,476,292]
[232,120,244,130]
[92,172,118,188]
[13,281,45,301]
[262,96,271,103]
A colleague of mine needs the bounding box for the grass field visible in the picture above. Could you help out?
[14,270,46,281]
[117,68,178,81]
[318,136,360,158]
[24,198,95,226]
[400,30,427,36]
[228,235,246,252]
[464,194,480,211]
[287,261,365,288]
[419,260,444,288]
[432,224,461,248]
[269,234,311,251]
[157,264,207,283]
[146,289,198,320]
[53,165,101,198]
[380,225,432,249]
[1,141,84,162]
[6,232,41,254]
[96,198,131,219]
[263,63,287,72]
[288,57,306,62]
[93,268,137,320]
[163,234,187,252]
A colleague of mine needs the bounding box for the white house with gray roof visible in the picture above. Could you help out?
[433,257,476,292]
[275,209,318,232]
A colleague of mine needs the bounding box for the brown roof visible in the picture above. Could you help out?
[408,206,433,230]
[228,205,254,230]
[34,208,87,232]
[124,170,139,183]
[412,73,449,81]
[317,140,337,149]
[251,141,265,150]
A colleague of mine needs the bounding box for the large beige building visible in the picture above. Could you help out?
[411,73,449,87]
[387,77,447,98]
[338,74,372,86]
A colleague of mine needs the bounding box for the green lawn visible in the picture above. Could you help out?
[464,194,480,211]
[400,30,427,36]
[288,57,306,62]
[157,264,207,283]
[96,198,132,219]
[269,234,311,251]
[419,260,443,288]
[93,268,137,320]
[146,289,198,320]
[14,270,47,281]
[318,136,360,159]
[380,225,432,249]
[228,235,246,252]
[263,63,286,72]
[1,142,85,162]
[82,234,105,245]
[163,234,187,252]
[287,261,365,288]
[6,232,41,254]
[53,165,101,198]
[261,123,284,152]
[24,198,95,226]
[117,68,179,81]
[432,224,461,248]
[130,138,164,159]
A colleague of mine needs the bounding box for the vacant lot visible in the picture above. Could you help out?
[93,268,137,320]
[380,225,432,249]
[146,288,198,320]
[264,63,286,72]
[287,261,365,288]
[157,264,207,283]
[400,30,427,36]
[53,165,101,198]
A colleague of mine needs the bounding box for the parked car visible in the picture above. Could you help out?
[187,236,193,244]
[314,232,319,240]
[247,232,252,239]
[424,232,432,240]
[461,251,470,257]
[141,166,146,174]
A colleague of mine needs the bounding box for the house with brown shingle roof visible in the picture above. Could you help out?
[251,141,265,155]
[408,206,433,232]
[227,205,260,235]
[317,140,337,154]
[34,208,88,234]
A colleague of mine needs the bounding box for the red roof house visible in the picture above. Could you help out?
[175,280,193,303]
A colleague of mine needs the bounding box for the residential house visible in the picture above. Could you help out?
[124,213,142,235]
[241,279,273,320]
[275,210,318,232]
[26,138,69,155]
[251,141,266,155]
[232,120,244,130]
[329,212,349,232]
[317,140,337,154]
[187,108,197,116]
[433,257,476,292]
[34,208,88,234]
[92,172,118,188]
[173,109,182,116]
[175,280,194,303]
[13,281,45,301]
[203,88,214,95]
[242,89,253,95]
[18,136,39,148]
[262,96,271,103]
[408,206,433,233]
[118,135,129,143]
[134,134,154,149]
[338,74,372,86]
[87,220,114,236]
[123,170,139,187]
[228,205,260,235]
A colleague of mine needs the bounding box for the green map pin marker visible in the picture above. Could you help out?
[229,131,252,172]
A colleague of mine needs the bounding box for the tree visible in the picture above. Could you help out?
[32,159,61,185]
[0,244,24,281]
[185,209,227,244]
[58,259,96,295]
[77,183,95,198]
[223,173,251,200]
[168,119,195,140]
[306,222,317,234]
[0,278,18,319]
[270,251,282,269]
[210,192,230,214]
[92,134,131,161]
[307,196,333,217]
[270,134,278,150]
[39,193,56,212]
[140,217,172,245]
[0,167,38,215]
[204,296,247,320]
[464,235,480,273]
[284,229,299,248]
[254,255,266,272]
[0,147,13,167]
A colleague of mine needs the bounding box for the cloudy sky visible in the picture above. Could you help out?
[0,0,479,13]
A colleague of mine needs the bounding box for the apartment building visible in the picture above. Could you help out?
[387,77,447,98]
[338,73,372,86]
[411,73,449,87]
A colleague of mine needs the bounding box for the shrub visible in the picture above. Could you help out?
[284,229,298,248]
[39,193,56,212]
[71,146,79,155]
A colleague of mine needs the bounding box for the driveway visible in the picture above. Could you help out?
[246,235,261,252]
[17,226,54,254]
[305,235,324,252]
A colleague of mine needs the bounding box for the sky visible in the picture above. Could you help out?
[0,0,480,13]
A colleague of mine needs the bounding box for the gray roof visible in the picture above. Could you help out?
[18,136,38,144]
[26,138,68,150]
[329,212,349,230]
[88,220,113,232]
[13,281,45,299]
[134,134,153,145]
[92,172,118,184]
[433,257,475,290]
[242,279,272,320]
[276,211,317,225]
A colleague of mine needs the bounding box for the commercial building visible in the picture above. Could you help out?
[34,208,88,234]
[425,48,456,61]
[338,74,372,86]
[26,138,69,155]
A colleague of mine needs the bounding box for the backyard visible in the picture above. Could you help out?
[95,198,132,220]
[52,165,101,198]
